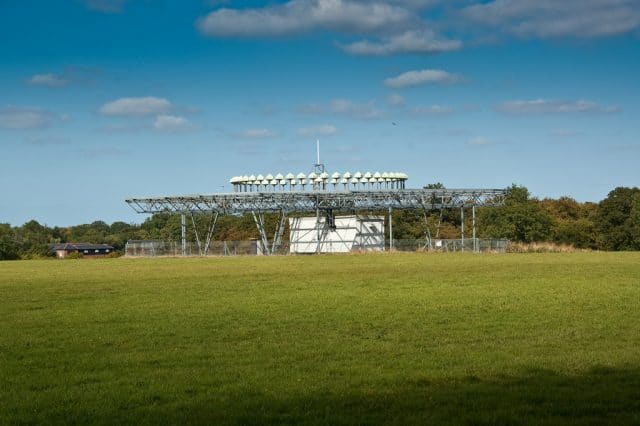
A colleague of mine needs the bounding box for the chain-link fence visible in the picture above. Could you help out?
[125,240,263,256]
[125,238,509,257]
[392,238,509,252]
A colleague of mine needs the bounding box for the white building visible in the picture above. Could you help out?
[289,215,385,254]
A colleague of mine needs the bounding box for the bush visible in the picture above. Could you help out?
[506,242,583,253]
[64,251,84,259]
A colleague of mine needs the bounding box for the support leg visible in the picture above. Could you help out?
[181,214,186,257]
[472,205,477,253]
[461,206,465,252]
[190,212,203,256]
[436,197,444,239]
[203,212,219,256]
[422,209,433,250]
[252,210,270,255]
[271,210,287,254]
[388,206,393,251]
[315,197,321,254]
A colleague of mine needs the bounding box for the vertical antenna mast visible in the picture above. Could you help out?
[312,139,325,179]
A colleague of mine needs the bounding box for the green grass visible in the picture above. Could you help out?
[1,253,639,425]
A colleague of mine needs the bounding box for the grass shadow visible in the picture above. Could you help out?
[39,365,635,425]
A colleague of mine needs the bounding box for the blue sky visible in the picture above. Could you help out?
[1,0,639,226]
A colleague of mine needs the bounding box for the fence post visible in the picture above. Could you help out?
[460,207,465,252]
[181,214,186,257]
[389,207,393,251]
[472,205,477,253]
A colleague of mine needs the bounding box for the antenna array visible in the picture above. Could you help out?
[229,171,408,192]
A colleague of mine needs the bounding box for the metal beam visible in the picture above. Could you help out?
[388,206,393,251]
[180,214,186,257]
[203,212,219,256]
[461,206,465,253]
[190,212,203,256]
[251,210,270,255]
[472,205,477,253]
[272,210,287,254]
[126,188,506,216]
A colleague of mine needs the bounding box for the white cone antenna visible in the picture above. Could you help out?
[226,141,410,193]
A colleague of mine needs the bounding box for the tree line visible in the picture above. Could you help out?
[1,185,638,260]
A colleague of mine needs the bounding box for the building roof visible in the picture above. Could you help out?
[51,243,114,251]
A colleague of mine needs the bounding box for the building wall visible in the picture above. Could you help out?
[289,215,385,254]
[55,248,112,258]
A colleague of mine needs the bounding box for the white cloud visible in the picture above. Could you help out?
[466,136,511,147]
[550,128,579,137]
[467,136,490,146]
[0,107,53,129]
[342,30,461,55]
[153,115,195,132]
[27,73,69,87]
[332,145,360,154]
[197,0,413,37]
[610,143,640,152]
[78,147,130,158]
[196,0,639,57]
[235,141,270,157]
[24,135,70,146]
[196,1,466,57]
[82,0,129,13]
[410,105,453,115]
[97,123,145,134]
[240,128,277,138]
[386,0,442,8]
[386,93,406,107]
[297,124,338,137]
[385,69,462,88]
[26,67,102,88]
[461,0,640,39]
[497,99,618,114]
[100,97,172,116]
[299,99,384,120]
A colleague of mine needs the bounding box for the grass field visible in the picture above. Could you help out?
[1,253,639,425]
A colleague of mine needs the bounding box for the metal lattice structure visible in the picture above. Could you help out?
[125,188,506,256]
[126,188,505,215]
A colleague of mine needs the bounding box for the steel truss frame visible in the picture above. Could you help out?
[250,210,287,255]
[125,188,506,255]
[126,188,505,214]
[189,211,218,256]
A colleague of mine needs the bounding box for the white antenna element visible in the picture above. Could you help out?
[316,139,320,166]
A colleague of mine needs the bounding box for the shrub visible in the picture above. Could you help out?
[64,251,84,259]
[506,242,583,253]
